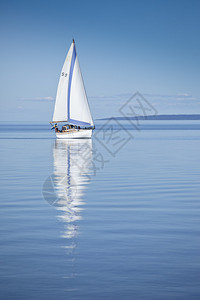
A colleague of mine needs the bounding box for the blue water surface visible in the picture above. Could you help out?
[0,120,200,299]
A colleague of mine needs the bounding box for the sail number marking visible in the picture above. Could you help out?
[61,72,67,77]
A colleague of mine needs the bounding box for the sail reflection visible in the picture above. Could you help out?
[53,139,93,241]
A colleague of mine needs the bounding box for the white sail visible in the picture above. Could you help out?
[53,43,74,122]
[52,41,94,126]
[69,54,94,126]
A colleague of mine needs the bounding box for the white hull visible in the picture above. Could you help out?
[56,129,92,139]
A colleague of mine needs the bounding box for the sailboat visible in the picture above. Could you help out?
[51,40,94,139]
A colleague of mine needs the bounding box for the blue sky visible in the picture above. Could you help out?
[0,0,200,122]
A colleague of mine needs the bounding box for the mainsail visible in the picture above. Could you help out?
[53,40,94,126]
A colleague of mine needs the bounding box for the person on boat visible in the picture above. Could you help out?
[52,124,58,132]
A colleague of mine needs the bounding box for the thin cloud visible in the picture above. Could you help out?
[89,92,200,102]
[18,96,55,102]
[145,93,200,101]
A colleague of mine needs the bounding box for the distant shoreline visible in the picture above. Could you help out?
[98,114,200,121]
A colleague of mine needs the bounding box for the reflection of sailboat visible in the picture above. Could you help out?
[53,139,93,240]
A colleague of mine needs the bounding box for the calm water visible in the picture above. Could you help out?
[0,121,200,299]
